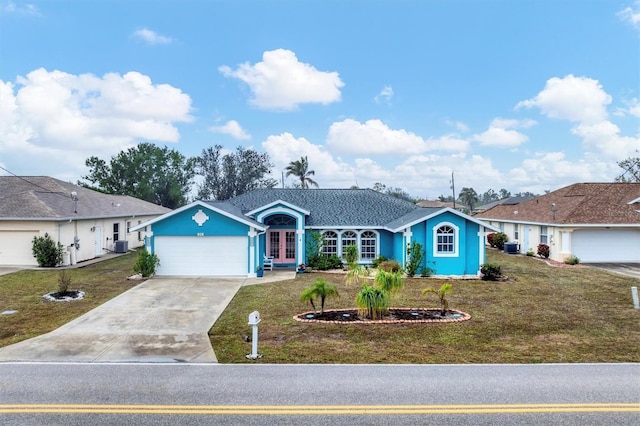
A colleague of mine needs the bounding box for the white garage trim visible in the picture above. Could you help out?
[154,236,248,276]
[0,231,39,265]
[572,229,640,263]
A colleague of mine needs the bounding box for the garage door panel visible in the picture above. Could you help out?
[0,231,39,265]
[573,229,640,263]
[154,236,247,276]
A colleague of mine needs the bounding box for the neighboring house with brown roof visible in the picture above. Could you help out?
[475,183,640,263]
[0,176,171,266]
[416,200,465,211]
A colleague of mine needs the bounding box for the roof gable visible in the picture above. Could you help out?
[476,182,640,225]
[0,176,170,220]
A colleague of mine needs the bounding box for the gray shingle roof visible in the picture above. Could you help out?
[0,176,171,220]
[384,207,442,230]
[226,188,420,227]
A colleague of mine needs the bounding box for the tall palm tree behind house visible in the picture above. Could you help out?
[285,156,319,189]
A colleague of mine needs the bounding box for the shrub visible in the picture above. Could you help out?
[32,233,64,267]
[344,244,359,266]
[405,241,425,277]
[371,254,387,269]
[345,265,369,286]
[308,254,343,271]
[420,265,436,277]
[564,255,580,265]
[480,263,502,281]
[537,244,550,259]
[526,249,535,256]
[133,249,160,277]
[487,233,496,247]
[492,232,508,250]
[378,259,402,273]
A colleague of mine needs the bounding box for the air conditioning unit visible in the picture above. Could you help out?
[114,240,128,253]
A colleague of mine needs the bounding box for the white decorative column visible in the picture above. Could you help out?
[478,227,486,274]
[403,228,413,267]
[248,228,258,277]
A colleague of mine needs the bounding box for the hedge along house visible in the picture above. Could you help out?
[0,176,171,266]
[131,189,498,278]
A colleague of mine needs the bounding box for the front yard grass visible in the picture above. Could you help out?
[0,253,139,347]
[209,250,640,363]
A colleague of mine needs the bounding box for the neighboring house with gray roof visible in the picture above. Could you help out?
[0,176,170,266]
[475,182,640,263]
[131,189,498,278]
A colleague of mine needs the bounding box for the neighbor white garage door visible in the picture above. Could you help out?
[154,236,248,276]
[572,229,640,262]
[0,231,39,265]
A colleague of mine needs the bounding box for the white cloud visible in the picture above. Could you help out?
[516,74,611,124]
[1,1,40,15]
[614,97,640,117]
[209,120,251,140]
[516,74,638,159]
[219,49,344,111]
[131,28,173,45]
[618,1,640,27]
[374,86,394,104]
[0,68,192,179]
[472,118,535,147]
[444,119,469,133]
[326,118,468,155]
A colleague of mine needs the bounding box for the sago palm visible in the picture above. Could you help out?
[300,279,339,314]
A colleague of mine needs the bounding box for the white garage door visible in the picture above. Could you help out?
[572,229,640,262]
[154,236,248,276]
[0,231,39,265]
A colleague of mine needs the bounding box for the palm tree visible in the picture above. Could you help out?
[458,187,479,212]
[300,279,339,314]
[286,156,319,189]
[422,283,453,316]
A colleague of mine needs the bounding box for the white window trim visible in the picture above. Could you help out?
[321,230,339,256]
[433,222,459,258]
[358,229,379,262]
[340,230,358,260]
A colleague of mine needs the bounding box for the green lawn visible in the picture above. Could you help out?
[209,250,640,363]
[0,253,139,347]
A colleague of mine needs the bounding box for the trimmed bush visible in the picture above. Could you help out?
[32,233,64,267]
[537,244,550,259]
[378,259,402,273]
[526,249,535,256]
[480,263,502,281]
[492,232,508,250]
[564,255,580,265]
[133,249,160,277]
[487,232,496,247]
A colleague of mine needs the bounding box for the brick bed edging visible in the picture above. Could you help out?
[293,308,471,324]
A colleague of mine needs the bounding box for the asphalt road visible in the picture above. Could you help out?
[1,363,638,425]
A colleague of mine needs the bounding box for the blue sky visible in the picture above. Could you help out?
[1,0,638,199]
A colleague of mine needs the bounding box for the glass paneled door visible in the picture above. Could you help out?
[268,230,296,264]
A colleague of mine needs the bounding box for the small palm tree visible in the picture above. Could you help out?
[286,156,319,189]
[300,279,339,315]
[374,269,405,294]
[356,285,388,320]
[345,264,369,286]
[422,283,453,316]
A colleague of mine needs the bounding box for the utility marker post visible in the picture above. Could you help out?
[246,311,263,359]
[632,287,639,310]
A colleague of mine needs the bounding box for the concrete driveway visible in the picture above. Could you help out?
[585,263,640,279]
[0,271,294,363]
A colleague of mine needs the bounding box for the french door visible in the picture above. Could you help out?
[268,230,296,263]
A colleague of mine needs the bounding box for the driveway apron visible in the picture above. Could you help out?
[0,277,244,363]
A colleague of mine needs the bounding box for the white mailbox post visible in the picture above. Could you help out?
[246,311,262,359]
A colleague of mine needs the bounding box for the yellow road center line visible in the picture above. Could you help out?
[0,403,638,415]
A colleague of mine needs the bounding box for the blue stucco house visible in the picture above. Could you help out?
[131,189,498,278]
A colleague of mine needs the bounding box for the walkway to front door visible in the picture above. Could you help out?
[268,230,296,264]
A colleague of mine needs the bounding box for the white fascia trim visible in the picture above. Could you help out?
[477,219,640,229]
[246,200,310,217]
[305,226,381,230]
[388,207,500,233]
[129,200,266,232]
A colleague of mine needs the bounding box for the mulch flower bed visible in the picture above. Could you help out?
[294,308,470,324]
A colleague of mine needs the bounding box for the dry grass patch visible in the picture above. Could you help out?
[210,250,640,363]
[0,253,140,347]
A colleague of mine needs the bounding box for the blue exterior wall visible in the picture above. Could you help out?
[409,221,428,271]
[378,230,394,260]
[423,211,480,276]
[150,205,249,254]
